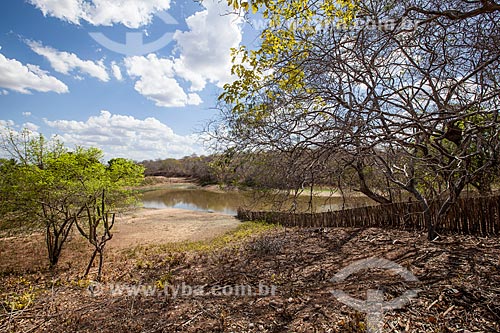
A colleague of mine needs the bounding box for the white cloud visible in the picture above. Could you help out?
[125,54,202,107]
[28,41,110,82]
[120,2,243,106]
[173,1,243,91]
[29,0,83,25]
[0,120,15,128]
[28,1,244,109]
[23,122,40,132]
[22,112,32,117]
[111,61,123,81]
[0,121,42,159]
[0,121,16,158]
[0,53,69,94]
[29,0,171,28]
[44,110,206,160]
[1,90,9,95]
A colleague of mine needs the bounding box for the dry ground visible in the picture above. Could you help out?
[2,177,498,332]
[110,208,241,249]
[1,224,499,333]
[0,207,241,274]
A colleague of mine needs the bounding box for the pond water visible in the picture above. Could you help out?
[141,188,374,216]
[141,189,245,215]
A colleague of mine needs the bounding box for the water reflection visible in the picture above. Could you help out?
[306,195,376,211]
[141,189,374,216]
[142,189,244,215]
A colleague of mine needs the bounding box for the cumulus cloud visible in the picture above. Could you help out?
[1,90,9,95]
[0,120,15,128]
[22,112,32,116]
[173,1,243,91]
[0,53,69,94]
[44,110,206,160]
[0,121,43,159]
[28,1,244,109]
[0,121,16,158]
[29,0,171,28]
[125,54,202,107]
[23,122,40,132]
[28,41,110,82]
[120,2,243,107]
[111,61,123,81]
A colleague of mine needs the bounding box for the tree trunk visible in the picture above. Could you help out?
[46,225,60,268]
[425,208,437,241]
[45,217,75,268]
[355,162,392,204]
[84,248,99,278]
[97,248,104,282]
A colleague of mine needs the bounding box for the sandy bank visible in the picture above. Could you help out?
[110,208,241,249]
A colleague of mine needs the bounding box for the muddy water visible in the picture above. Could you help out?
[141,188,374,216]
[141,189,245,215]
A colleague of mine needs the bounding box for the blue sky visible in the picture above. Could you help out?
[0,0,262,161]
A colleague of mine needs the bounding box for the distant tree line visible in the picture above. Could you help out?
[140,155,218,185]
[141,150,399,201]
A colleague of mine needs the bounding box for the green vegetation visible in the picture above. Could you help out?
[0,130,144,275]
[222,0,358,114]
[2,1,500,330]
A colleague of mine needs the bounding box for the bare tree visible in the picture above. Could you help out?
[76,190,115,281]
[216,0,500,240]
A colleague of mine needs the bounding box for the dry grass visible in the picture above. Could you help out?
[1,225,499,332]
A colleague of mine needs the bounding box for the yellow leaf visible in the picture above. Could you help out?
[252,3,259,14]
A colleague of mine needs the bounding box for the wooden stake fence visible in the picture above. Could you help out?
[237,195,500,236]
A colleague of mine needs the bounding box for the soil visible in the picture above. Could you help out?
[1,178,499,332]
[1,226,499,333]
[110,208,242,249]
[0,207,241,273]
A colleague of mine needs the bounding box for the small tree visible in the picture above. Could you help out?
[76,190,115,281]
[75,157,144,280]
[0,135,90,267]
[0,131,144,268]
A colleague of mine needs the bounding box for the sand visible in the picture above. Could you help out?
[109,208,241,249]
